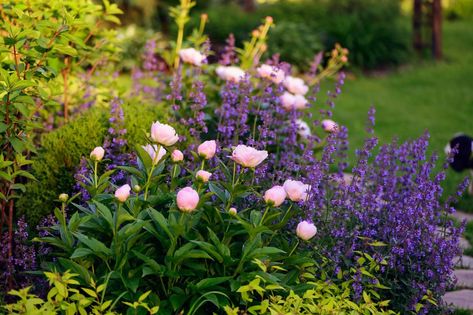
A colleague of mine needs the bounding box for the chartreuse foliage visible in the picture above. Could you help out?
[3,270,158,315]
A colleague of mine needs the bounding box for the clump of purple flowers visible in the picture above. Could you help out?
[304,115,467,313]
[0,217,37,294]
[74,98,134,200]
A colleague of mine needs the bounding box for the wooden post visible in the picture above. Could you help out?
[431,0,442,59]
[413,0,423,52]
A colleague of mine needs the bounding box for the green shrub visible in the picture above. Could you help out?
[195,0,410,69]
[18,101,167,226]
[322,0,410,69]
[446,0,473,19]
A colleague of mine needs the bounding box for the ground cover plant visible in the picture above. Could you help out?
[0,0,470,314]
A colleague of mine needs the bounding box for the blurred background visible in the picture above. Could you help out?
[112,0,473,208]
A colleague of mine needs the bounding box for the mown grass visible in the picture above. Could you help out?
[317,19,473,210]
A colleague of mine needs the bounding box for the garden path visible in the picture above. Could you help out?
[444,210,473,310]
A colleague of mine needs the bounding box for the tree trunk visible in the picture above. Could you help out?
[431,0,442,59]
[413,0,423,52]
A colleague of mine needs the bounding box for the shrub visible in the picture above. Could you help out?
[17,101,168,226]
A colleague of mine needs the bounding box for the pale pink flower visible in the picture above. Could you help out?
[179,48,206,67]
[256,64,285,84]
[280,92,307,110]
[283,179,310,202]
[264,185,287,207]
[115,184,131,202]
[150,121,179,146]
[198,140,217,159]
[283,76,308,95]
[90,146,105,161]
[296,119,311,138]
[216,66,246,83]
[321,119,338,133]
[176,187,200,212]
[296,221,317,240]
[231,145,268,168]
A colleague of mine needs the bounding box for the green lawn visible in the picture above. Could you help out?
[318,19,473,210]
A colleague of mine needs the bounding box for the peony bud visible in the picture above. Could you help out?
[171,149,184,162]
[321,119,338,133]
[296,220,317,241]
[283,179,310,202]
[115,184,131,203]
[198,140,217,159]
[283,76,308,95]
[143,144,166,165]
[150,121,179,146]
[90,146,105,161]
[229,207,237,215]
[176,187,200,212]
[196,170,212,183]
[264,185,286,207]
[231,145,268,168]
[58,193,69,203]
[133,185,142,193]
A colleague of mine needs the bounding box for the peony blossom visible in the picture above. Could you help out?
[257,64,285,84]
[90,146,105,161]
[171,149,184,162]
[280,92,307,110]
[179,48,206,67]
[115,184,131,202]
[150,121,179,146]
[143,144,166,165]
[296,119,311,138]
[231,145,268,168]
[264,185,287,207]
[283,179,310,202]
[196,170,212,183]
[176,187,200,212]
[198,140,217,159]
[321,119,338,133]
[296,221,317,240]
[216,66,246,83]
[283,76,309,95]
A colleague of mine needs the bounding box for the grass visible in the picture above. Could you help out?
[317,19,473,210]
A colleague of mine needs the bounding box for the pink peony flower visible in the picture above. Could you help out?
[115,184,131,202]
[283,76,309,95]
[196,170,212,183]
[231,145,268,168]
[283,179,310,202]
[264,185,287,207]
[171,149,184,162]
[179,48,206,67]
[150,121,179,146]
[256,64,285,84]
[90,146,105,161]
[198,140,217,159]
[321,119,338,133]
[142,144,166,165]
[296,220,317,240]
[176,187,200,212]
[216,66,246,83]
